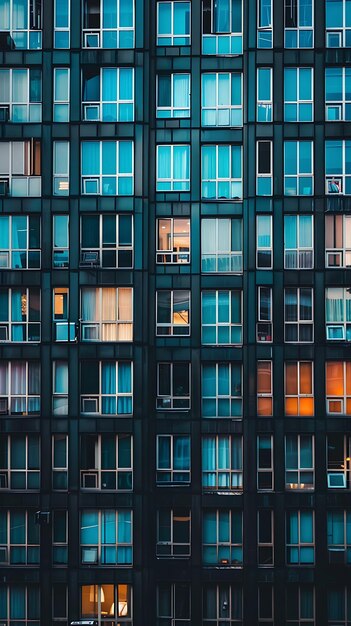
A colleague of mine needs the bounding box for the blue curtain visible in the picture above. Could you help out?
[214,0,230,32]
[102,69,117,101]
[102,362,116,414]
[13,0,27,29]
[158,146,171,180]
[82,142,100,176]
[81,511,98,544]
[103,0,117,28]
[117,362,132,414]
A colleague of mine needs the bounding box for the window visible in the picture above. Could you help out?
[0,140,41,197]
[0,586,40,624]
[327,434,351,489]
[286,586,315,625]
[81,214,133,269]
[156,218,190,264]
[157,1,190,45]
[285,288,313,342]
[82,67,134,122]
[257,0,272,47]
[257,435,273,490]
[284,0,313,48]
[52,510,68,565]
[156,74,190,118]
[0,434,40,490]
[326,289,351,341]
[82,0,135,49]
[284,68,313,121]
[285,361,314,416]
[258,585,274,624]
[156,145,190,191]
[156,509,190,557]
[202,435,243,491]
[286,511,314,565]
[325,140,351,195]
[80,360,133,415]
[327,511,351,564]
[81,287,133,341]
[54,0,69,47]
[0,0,42,49]
[203,584,242,624]
[81,584,132,625]
[52,434,68,490]
[202,0,243,54]
[156,290,190,336]
[53,215,69,268]
[0,215,40,270]
[201,218,242,273]
[285,435,314,490]
[53,361,68,416]
[157,584,190,624]
[202,363,242,418]
[53,68,69,122]
[257,287,273,342]
[0,288,40,342]
[203,510,242,566]
[326,361,351,415]
[257,141,272,195]
[81,140,133,195]
[284,215,313,269]
[258,509,274,566]
[328,587,351,625]
[80,434,133,491]
[53,141,69,196]
[326,0,351,47]
[325,68,351,121]
[284,141,313,195]
[257,67,272,122]
[256,215,272,269]
[156,362,190,409]
[201,144,242,199]
[156,435,191,485]
[0,361,40,415]
[202,290,242,345]
[202,73,243,126]
[0,510,39,564]
[0,68,41,122]
[80,510,132,565]
[53,287,75,342]
[325,214,351,268]
[257,362,272,416]
[53,584,67,625]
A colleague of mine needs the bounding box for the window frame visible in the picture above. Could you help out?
[52,434,68,491]
[0,215,41,270]
[201,290,243,346]
[284,287,314,343]
[54,0,70,48]
[0,67,42,123]
[156,217,190,264]
[325,214,351,268]
[284,0,314,49]
[325,67,351,121]
[80,360,133,416]
[285,434,315,491]
[325,140,351,195]
[157,583,191,624]
[201,144,243,200]
[156,1,191,46]
[201,218,243,274]
[326,361,351,415]
[257,434,274,491]
[80,509,133,566]
[325,288,351,342]
[156,72,191,118]
[257,0,273,48]
[284,140,314,196]
[156,144,190,192]
[81,140,134,196]
[257,286,273,343]
[286,510,315,565]
[202,362,243,419]
[0,361,40,416]
[0,287,41,343]
[202,0,244,55]
[202,434,243,492]
[0,434,40,491]
[202,509,243,567]
[326,0,351,47]
[80,433,133,492]
[285,361,314,416]
[156,508,191,558]
[327,434,351,490]
[327,510,351,564]
[257,67,273,122]
[284,67,313,122]
[81,584,133,624]
[156,362,191,410]
[80,287,133,342]
[156,434,191,485]
[201,72,243,127]
[80,213,134,269]
[0,509,40,565]
[1,0,42,49]
[256,140,273,195]
[156,289,190,337]
[284,214,314,269]
[82,66,135,122]
[257,509,274,566]
[257,361,273,417]
[82,0,135,49]
[53,67,70,122]
[256,215,273,269]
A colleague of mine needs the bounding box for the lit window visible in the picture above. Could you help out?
[0,434,40,491]
[156,435,191,485]
[82,67,134,122]
[0,68,41,122]
[156,290,190,336]
[257,509,274,566]
[156,218,190,264]
[284,68,313,121]
[0,288,40,343]
[0,0,42,49]
[52,510,68,565]
[202,435,243,491]
[0,140,41,197]
[53,68,70,122]
[325,214,351,268]
[257,67,272,122]
[284,0,313,48]
[202,0,243,55]
[0,215,40,270]
[256,215,272,269]
[258,585,274,624]
[53,287,75,342]
[80,434,133,491]
[286,511,314,565]
[156,509,191,557]
[257,286,273,342]
[326,361,351,415]
[52,434,68,490]
[326,288,351,341]
[157,584,190,624]
[157,1,191,46]
[327,511,351,564]
[325,140,351,195]
[286,586,315,625]
[80,361,133,415]
[201,218,242,273]
[54,0,69,48]
[0,586,40,624]
[285,435,314,490]
[201,144,242,200]
[285,287,313,342]
[156,145,190,191]
[327,434,351,489]
[257,435,273,490]
[284,215,313,269]
[285,361,314,416]
[326,0,351,47]
[0,510,39,564]
[202,363,242,419]
[325,68,351,121]
[81,140,133,195]
[257,361,272,416]
[53,361,68,416]
[0,361,40,416]
[81,584,132,624]
[202,73,243,126]
[156,73,190,118]
[81,287,133,341]
[53,215,69,268]
[257,0,273,47]
[82,0,135,49]
[202,290,242,345]
[81,214,133,269]
[80,510,132,565]
[257,141,272,195]
[284,141,313,196]
[157,362,191,410]
[203,510,242,566]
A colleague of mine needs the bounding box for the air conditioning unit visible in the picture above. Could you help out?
[0,105,10,122]
[81,397,98,413]
[329,548,346,564]
[82,472,98,489]
[83,31,100,48]
[326,178,342,194]
[0,398,8,414]
[81,324,99,341]
[0,178,9,196]
[0,473,8,488]
[80,251,99,266]
[0,547,7,563]
[83,104,100,121]
[327,325,345,340]
[328,472,346,488]
[0,325,8,341]
[83,178,99,194]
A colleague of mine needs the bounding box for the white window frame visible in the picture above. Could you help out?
[80,287,133,342]
[284,0,314,48]
[284,287,314,343]
[257,0,273,47]
[285,434,315,490]
[156,434,191,484]
[202,435,243,492]
[53,215,69,269]
[0,586,40,624]
[156,217,190,264]
[82,67,134,122]
[325,214,351,268]
[284,67,314,122]
[80,360,133,416]
[257,286,273,343]
[156,73,191,118]
[284,141,314,196]
[201,218,243,274]
[327,434,351,490]
[156,508,191,557]
[53,68,70,122]
[201,290,243,346]
[286,586,315,624]
[0,510,39,565]
[52,510,68,565]
[325,67,351,121]
[156,290,190,336]
[81,140,134,196]
[256,215,273,269]
[257,67,273,122]
[202,0,244,55]
[284,361,314,416]
[258,585,274,623]
[0,68,42,123]
[53,141,69,196]
[0,361,40,416]
[201,72,243,127]
[156,144,190,191]
[284,215,314,269]
[80,433,133,491]
[0,287,41,343]
[256,140,273,195]
[326,361,351,415]
[257,435,274,491]
[326,0,351,47]
[202,510,243,567]
[257,361,273,417]
[327,511,351,563]
[202,363,243,419]
[157,584,190,624]
[82,0,135,49]
[52,584,68,624]
[0,215,41,270]
[0,140,41,198]
[325,140,351,195]
[325,288,351,342]
[257,509,274,566]
[52,361,68,416]
[52,434,68,491]
[156,362,191,410]
[201,144,243,200]
[54,0,70,48]
[1,0,42,49]
[80,214,134,269]
[157,1,191,46]
[80,509,133,566]
[286,510,315,565]
[0,435,40,491]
